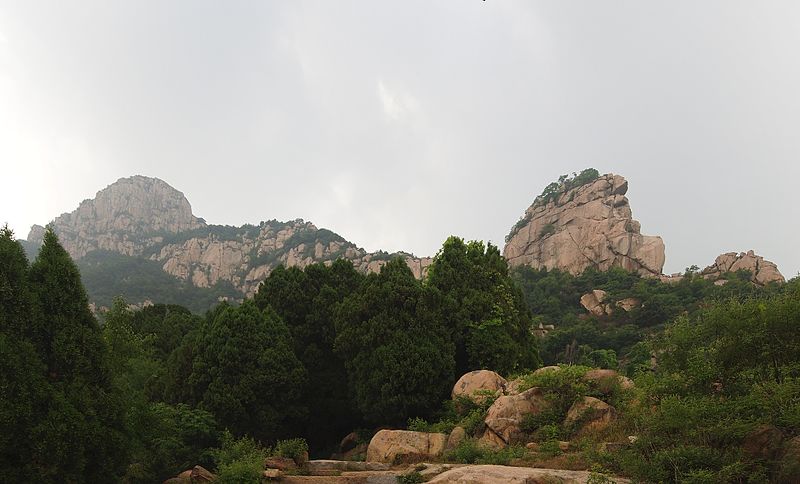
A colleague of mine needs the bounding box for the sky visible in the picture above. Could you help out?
[1,1,798,278]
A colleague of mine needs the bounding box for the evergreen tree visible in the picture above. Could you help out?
[26,228,128,482]
[255,260,364,451]
[427,236,541,375]
[335,258,455,425]
[183,300,307,443]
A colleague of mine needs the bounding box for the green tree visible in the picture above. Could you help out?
[427,236,540,375]
[18,228,129,482]
[182,300,307,442]
[335,258,455,425]
[255,259,364,452]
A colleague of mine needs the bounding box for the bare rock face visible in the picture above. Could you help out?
[427,465,630,484]
[29,175,205,259]
[701,250,785,286]
[504,174,665,277]
[579,290,613,317]
[366,430,447,464]
[564,396,617,436]
[483,387,549,445]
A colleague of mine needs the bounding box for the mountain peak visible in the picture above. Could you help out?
[28,175,205,258]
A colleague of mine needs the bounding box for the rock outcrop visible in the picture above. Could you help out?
[483,387,549,445]
[427,465,629,484]
[451,370,507,404]
[564,396,617,436]
[701,250,785,286]
[366,430,447,464]
[26,176,432,301]
[504,173,665,277]
[29,176,205,259]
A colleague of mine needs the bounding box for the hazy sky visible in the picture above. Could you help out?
[1,1,798,278]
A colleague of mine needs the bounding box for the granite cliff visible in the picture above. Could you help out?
[503,173,666,277]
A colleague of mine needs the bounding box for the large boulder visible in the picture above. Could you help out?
[580,290,613,317]
[503,173,665,277]
[452,370,507,404]
[701,250,785,286]
[484,387,549,445]
[564,396,617,436]
[427,464,629,483]
[446,426,466,451]
[742,424,784,460]
[366,430,447,464]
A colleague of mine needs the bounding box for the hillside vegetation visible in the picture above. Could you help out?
[2,225,798,483]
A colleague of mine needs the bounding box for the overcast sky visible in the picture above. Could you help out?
[1,1,798,278]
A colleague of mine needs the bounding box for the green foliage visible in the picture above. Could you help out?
[0,228,133,482]
[610,287,800,482]
[274,438,309,461]
[443,439,525,465]
[255,260,364,451]
[427,236,540,376]
[212,431,268,484]
[406,416,456,434]
[397,471,425,484]
[539,223,556,238]
[173,300,307,442]
[78,250,241,313]
[335,258,455,425]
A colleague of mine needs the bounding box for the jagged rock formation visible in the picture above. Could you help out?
[26,176,431,300]
[28,175,205,258]
[503,173,665,277]
[701,250,785,286]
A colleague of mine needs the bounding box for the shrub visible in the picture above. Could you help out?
[211,432,268,484]
[274,438,308,462]
[397,471,425,484]
[539,223,556,238]
[444,439,485,464]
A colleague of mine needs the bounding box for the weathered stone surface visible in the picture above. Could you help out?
[452,370,507,403]
[307,460,390,473]
[446,426,466,451]
[504,174,665,277]
[366,430,447,464]
[427,465,629,483]
[701,250,785,286]
[580,290,612,317]
[265,456,298,471]
[564,397,617,435]
[532,365,561,376]
[616,297,641,312]
[484,387,549,444]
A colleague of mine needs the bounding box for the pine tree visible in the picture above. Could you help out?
[184,300,307,443]
[26,228,128,482]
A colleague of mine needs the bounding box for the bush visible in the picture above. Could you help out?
[539,223,556,238]
[397,471,425,484]
[211,432,268,484]
[274,438,308,462]
[444,439,485,464]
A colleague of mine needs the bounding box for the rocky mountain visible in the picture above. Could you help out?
[700,250,785,286]
[26,176,431,309]
[25,172,784,312]
[503,172,666,277]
